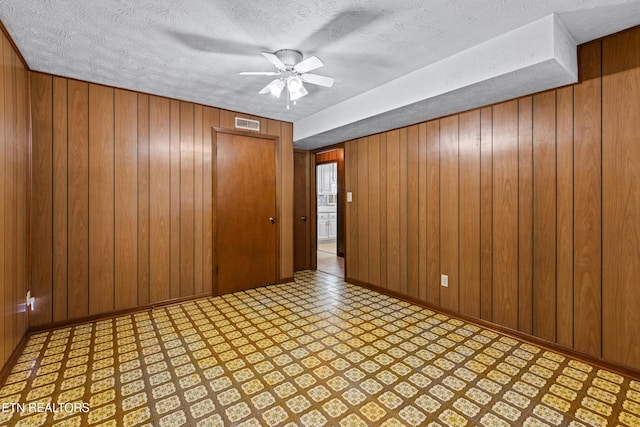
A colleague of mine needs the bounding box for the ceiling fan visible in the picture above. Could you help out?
[239,49,334,109]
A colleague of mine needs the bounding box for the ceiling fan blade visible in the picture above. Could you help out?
[239,71,280,76]
[294,56,324,74]
[164,29,256,55]
[299,8,383,51]
[261,52,286,70]
[259,79,285,97]
[290,85,309,101]
[301,73,334,88]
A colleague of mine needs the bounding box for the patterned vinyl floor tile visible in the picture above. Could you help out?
[1,270,640,426]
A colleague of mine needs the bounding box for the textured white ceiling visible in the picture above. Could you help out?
[2,0,640,148]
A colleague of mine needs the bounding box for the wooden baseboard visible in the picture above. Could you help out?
[278,276,295,284]
[0,331,31,385]
[346,276,640,381]
[29,293,212,334]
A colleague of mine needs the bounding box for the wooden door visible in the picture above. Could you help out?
[215,130,278,294]
[294,150,312,271]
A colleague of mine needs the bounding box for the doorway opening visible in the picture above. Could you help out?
[316,161,344,277]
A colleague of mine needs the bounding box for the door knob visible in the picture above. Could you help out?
[301,216,307,222]
[269,217,276,224]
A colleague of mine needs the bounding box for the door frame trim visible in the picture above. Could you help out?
[311,146,345,273]
[212,127,281,296]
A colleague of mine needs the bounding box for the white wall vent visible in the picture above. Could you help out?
[235,117,260,132]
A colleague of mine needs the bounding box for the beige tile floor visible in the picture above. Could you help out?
[1,270,639,427]
[317,242,337,255]
[316,252,344,278]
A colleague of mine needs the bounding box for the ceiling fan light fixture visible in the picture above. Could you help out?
[289,90,302,101]
[290,85,308,101]
[269,79,285,98]
[241,49,333,109]
[286,75,303,94]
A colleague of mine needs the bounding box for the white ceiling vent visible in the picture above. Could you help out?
[235,117,260,132]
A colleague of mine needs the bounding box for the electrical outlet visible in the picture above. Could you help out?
[441,274,448,287]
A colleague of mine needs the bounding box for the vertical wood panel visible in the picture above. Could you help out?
[259,117,268,135]
[67,80,89,320]
[518,97,534,334]
[407,125,420,299]
[399,128,408,296]
[426,121,440,305]
[30,73,53,326]
[52,77,67,322]
[220,109,235,129]
[281,121,294,279]
[148,96,171,303]
[439,115,459,312]
[346,140,358,278]
[367,135,381,287]
[7,47,14,352]
[137,94,150,305]
[418,123,428,302]
[357,137,369,284]
[533,91,557,342]
[2,37,14,355]
[386,130,400,292]
[14,51,28,344]
[556,86,574,348]
[9,38,18,355]
[602,29,640,368]
[169,100,181,299]
[11,46,20,350]
[379,134,387,288]
[194,105,204,293]
[267,119,282,278]
[88,84,115,315]
[480,107,493,321]
[574,41,602,357]
[202,107,219,294]
[492,101,519,329]
[114,89,138,309]
[180,102,195,296]
[458,110,481,317]
[0,32,6,363]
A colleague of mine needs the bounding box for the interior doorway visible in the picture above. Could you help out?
[316,160,344,277]
[317,162,338,255]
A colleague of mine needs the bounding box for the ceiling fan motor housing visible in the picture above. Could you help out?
[275,49,303,68]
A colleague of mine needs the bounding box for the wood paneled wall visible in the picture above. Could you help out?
[345,28,640,372]
[0,31,30,368]
[30,72,293,327]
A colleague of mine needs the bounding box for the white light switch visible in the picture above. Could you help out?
[26,291,35,310]
[347,192,353,202]
[441,274,448,287]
